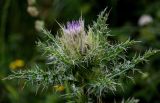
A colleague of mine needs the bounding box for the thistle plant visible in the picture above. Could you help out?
[5,9,159,103]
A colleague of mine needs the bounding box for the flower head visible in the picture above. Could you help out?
[27,6,39,17]
[9,59,25,70]
[138,14,153,26]
[63,19,84,36]
[53,85,65,92]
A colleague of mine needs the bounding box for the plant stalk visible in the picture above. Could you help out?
[0,0,11,65]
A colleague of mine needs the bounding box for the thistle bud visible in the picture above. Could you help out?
[60,19,86,55]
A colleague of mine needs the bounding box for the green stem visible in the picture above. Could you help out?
[109,64,135,79]
[0,0,11,65]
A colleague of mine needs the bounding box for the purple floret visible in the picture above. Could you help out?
[63,20,84,36]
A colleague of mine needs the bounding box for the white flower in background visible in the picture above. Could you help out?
[27,0,36,5]
[27,6,39,17]
[138,14,153,26]
[35,20,45,31]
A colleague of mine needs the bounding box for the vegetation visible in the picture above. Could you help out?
[5,9,159,103]
[1,0,160,103]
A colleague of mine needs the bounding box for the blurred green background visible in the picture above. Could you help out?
[0,0,160,103]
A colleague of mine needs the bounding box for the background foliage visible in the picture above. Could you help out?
[0,0,160,103]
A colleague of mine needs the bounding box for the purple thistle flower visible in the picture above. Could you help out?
[63,19,84,36]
